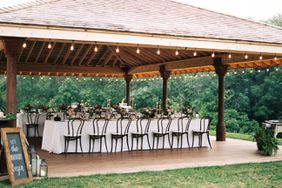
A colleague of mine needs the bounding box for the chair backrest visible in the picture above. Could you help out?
[67,118,85,136]
[26,112,39,125]
[177,116,192,132]
[157,116,172,133]
[92,117,109,135]
[200,118,211,132]
[115,117,132,134]
[136,117,151,134]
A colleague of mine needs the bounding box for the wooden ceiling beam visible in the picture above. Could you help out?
[0,63,123,74]
[44,42,56,64]
[62,45,72,65]
[24,41,36,63]
[54,43,65,64]
[35,42,46,63]
[86,46,99,66]
[78,44,93,65]
[70,44,84,65]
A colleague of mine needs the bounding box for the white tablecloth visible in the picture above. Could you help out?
[42,118,209,154]
[16,112,64,137]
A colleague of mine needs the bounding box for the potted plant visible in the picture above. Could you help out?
[254,127,279,156]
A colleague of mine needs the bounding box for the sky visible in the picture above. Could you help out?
[0,0,282,20]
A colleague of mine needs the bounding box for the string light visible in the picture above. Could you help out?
[47,43,52,49]
[193,51,197,57]
[70,44,74,51]
[22,42,27,48]
[211,52,215,58]
[274,56,277,61]
[157,48,160,55]
[136,47,140,54]
[266,68,269,72]
[228,53,232,59]
[244,54,248,60]
[175,50,179,56]
[94,45,98,52]
[116,46,120,53]
[259,55,263,60]
[258,70,261,73]
[275,68,279,71]
[49,77,52,80]
[32,77,34,80]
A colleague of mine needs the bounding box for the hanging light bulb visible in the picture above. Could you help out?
[116,46,120,53]
[259,55,263,60]
[244,54,248,60]
[175,50,179,56]
[275,67,279,71]
[258,70,261,73]
[228,53,232,59]
[94,45,98,52]
[22,42,27,48]
[47,43,52,49]
[157,48,160,55]
[266,68,269,72]
[136,47,140,54]
[242,70,245,74]
[193,51,197,57]
[274,56,277,61]
[211,52,215,58]
[70,44,74,51]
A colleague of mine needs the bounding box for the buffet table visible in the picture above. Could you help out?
[41,118,209,154]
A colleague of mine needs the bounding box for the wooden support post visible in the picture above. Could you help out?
[2,38,23,127]
[159,65,171,110]
[214,58,229,141]
[124,74,133,106]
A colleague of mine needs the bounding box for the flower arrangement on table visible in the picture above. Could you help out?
[23,104,32,112]
[140,108,157,118]
[0,111,16,121]
[162,108,175,117]
[182,106,193,117]
[38,104,49,112]
[94,104,103,117]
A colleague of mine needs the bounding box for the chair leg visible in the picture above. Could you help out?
[186,133,190,149]
[141,136,144,151]
[180,135,183,149]
[75,139,78,153]
[36,126,40,137]
[120,138,123,152]
[207,133,212,149]
[92,139,95,152]
[110,137,113,153]
[136,137,139,150]
[177,136,180,149]
[104,137,109,153]
[157,137,159,150]
[27,127,29,138]
[126,135,130,151]
[89,137,92,153]
[171,135,174,149]
[146,135,151,150]
[198,135,201,148]
[64,139,67,153]
[79,138,83,153]
[115,138,118,152]
[162,136,165,149]
[99,138,102,152]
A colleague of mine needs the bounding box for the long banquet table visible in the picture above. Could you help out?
[41,118,209,154]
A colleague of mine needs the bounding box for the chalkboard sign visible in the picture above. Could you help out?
[1,128,32,185]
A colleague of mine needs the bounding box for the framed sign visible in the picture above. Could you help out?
[1,128,32,185]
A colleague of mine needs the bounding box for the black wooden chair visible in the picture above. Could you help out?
[64,118,85,153]
[26,112,40,138]
[171,116,192,149]
[131,117,151,151]
[192,118,212,148]
[110,117,132,152]
[89,117,109,153]
[152,116,172,150]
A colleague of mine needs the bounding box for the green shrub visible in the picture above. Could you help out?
[254,128,279,156]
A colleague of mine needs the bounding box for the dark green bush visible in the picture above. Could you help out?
[254,128,279,156]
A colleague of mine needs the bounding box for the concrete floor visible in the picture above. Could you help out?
[37,137,282,177]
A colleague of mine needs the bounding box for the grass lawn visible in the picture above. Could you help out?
[209,130,282,145]
[0,161,281,187]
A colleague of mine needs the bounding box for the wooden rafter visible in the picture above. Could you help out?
[101,51,113,66]
[35,42,45,63]
[62,44,72,65]
[108,46,132,67]
[95,48,110,66]
[70,44,84,65]
[54,43,65,64]
[78,44,93,66]
[86,46,99,66]
[25,41,36,63]
[44,42,56,64]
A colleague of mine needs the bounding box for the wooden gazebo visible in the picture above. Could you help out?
[0,0,281,141]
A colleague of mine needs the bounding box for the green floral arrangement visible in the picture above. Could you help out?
[140,108,151,118]
[162,108,174,117]
[182,106,193,117]
[23,104,32,112]
[38,104,49,112]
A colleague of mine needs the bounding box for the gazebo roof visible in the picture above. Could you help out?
[1,0,282,44]
[0,0,281,77]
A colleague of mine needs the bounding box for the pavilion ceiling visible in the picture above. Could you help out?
[0,39,281,78]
